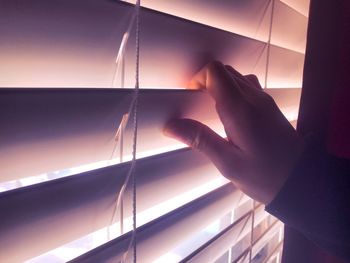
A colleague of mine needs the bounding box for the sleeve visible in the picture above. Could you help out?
[265,136,350,260]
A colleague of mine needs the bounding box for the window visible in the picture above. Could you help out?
[0,0,309,262]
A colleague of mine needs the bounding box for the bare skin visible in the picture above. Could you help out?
[164,61,305,204]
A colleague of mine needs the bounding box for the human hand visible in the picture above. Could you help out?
[164,61,304,204]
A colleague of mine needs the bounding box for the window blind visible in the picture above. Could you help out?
[0,0,309,262]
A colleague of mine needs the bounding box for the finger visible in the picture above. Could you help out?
[245,74,262,90]
[224,65,245,80]
[188,61,242,104]
[164,118,228,151]
[164,118,241,176]
[224,65,262,91]
[224,65,252,88]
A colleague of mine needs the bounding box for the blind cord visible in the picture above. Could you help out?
[264,0,275,89]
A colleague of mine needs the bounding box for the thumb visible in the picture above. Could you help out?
[164,118,241,177]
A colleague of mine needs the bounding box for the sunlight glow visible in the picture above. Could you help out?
[153,253,182,263]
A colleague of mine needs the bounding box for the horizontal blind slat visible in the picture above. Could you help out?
[267,46,305,88]
[1,0,303,88]
[0,88,301,182]
[280,0,310,17]
[125,0,273,44]
[252,221,283,258]
[125,0,308,53]
[0,148,225,262]
[0,89,217,181]
[0,0,266,88]
[232,220,283,263]
[71,184,243,263]
[182,205,269,263]
[272,1,308,53]
[262,240,284,263]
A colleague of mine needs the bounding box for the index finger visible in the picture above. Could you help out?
[187,61,243,104]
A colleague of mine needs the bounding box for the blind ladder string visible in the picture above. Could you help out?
[248,200,256,263]
[121,0,141,262]
[111,10,136,88]
[107,1,141,262]
[108,1,137,239]
[131,1,140,261]
[264,0,276,89]
[108,113,129,239]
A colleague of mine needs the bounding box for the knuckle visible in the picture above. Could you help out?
[206,60,224,74]
[208,60,223,69]
[189,125,206,150]
[253,75,259,82]
[246,74,262,88]
[262,92,276,105]
[254,92,278,113]
[246,74,258,80]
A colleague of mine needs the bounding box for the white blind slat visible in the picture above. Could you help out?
[125,0,308,54]
[183,205,269,263]
[0,88,300,182]
[233,220,283,263]
[0,148,227,262]
[280,0,310,17]
[0,0,266,88]
[125,0,272,44]
[71,184,242,263]
[0,0,304,89]
[252,221,283,258]
[262,240,284,263]
[267,46,305,88]
[272,1,308,53]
